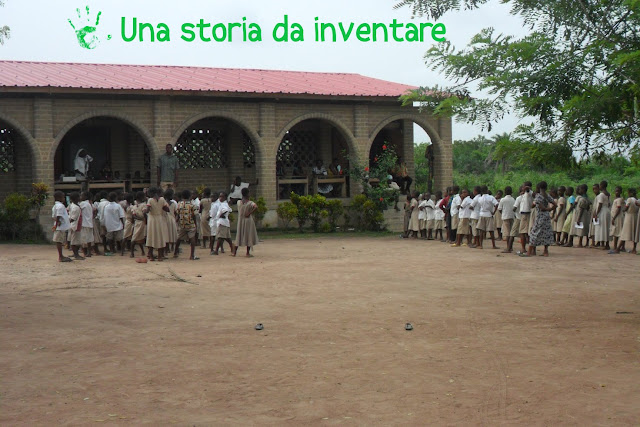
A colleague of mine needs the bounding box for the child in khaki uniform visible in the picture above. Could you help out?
[51,191,72,262]
[67,192,85,260]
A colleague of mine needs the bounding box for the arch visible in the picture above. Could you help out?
[0,111,39,161]
[368,113,442,154]
[172,111,264,159]
[274,112,357,159]
[50,110,158,163]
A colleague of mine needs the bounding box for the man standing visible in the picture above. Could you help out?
[157,144,179,191]
[74,149,93,191]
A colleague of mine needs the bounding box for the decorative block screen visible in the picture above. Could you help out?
[175,128,227,169]
[243,131,256,168]
[276,130,317,167]
[0,127,16,173]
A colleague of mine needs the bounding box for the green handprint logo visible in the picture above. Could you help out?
[68,6,108,49]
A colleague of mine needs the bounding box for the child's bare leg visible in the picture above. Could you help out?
[190,237,197,259]
[246,246,252,257]
[130,240,136,257]
[520,234,527,252]
[174,240,181,257]
[158,247,165,261]
[490,231,498,248]
[542,245,549,256]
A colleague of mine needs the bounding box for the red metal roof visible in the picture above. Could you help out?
[0,61,416,98]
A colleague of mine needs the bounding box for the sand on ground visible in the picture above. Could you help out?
[1,237,638,425]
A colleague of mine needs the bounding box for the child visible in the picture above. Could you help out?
[200,188,212,249]
[67,192,85,260]
[96,191,110,250]
[434,191,445,242]
[494,189,503,240]
[503,187,523,253]
[192,190,201,244]
[51,191,72,262]
[408,190,420,239]
[174,189,199,260]
[103,192,125,255]
[425,193,435,239]
[517,182,533,254]
[476,185,499,249]
[554,186,567,244]
[449,186,461,244]
[145,187,170,261]
[418,194,427,239]
[498,186,515,244]
[593,182,611,250]
[560,186,575,246]
[402,194,412,238]
[589,183,601,248]
[130,191,147,258]
[164,189,178,254]
[569,184,591,248]
[453,189,472,247]
[209,191,222,254]
[611,188,637,254]
[214,192,235,255]
[233,187,259,257]
[79,191,96,257]
[121,193,135,256]
[609,186,624,252]
[469,186,482,248]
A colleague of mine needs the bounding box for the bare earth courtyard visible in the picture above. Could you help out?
[1,237,638,425]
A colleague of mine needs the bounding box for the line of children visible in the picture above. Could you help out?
[404,181,639,258]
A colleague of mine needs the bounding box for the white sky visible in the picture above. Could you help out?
[0,0,530,143]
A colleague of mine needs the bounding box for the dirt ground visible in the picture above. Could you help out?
[1,237,639,425]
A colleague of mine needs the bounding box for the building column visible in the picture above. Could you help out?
[258,103,277,210]
[32,99,56,237]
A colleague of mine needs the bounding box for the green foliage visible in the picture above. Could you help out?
[0,193,31,240]
[413,142,431,192]
[347,143,401,211]
[288,193,329,233]
[325,199,344,232]
[276,201,298,229]
[397,0,640,153]
[250,196,268,224]
[347,194,386,231]
[289,192,309,231]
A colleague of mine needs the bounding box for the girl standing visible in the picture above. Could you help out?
[164,189,178,253]
[233,187,259,257]
[609,186,624,252]
[611,188,637,254]
[131,191,147,257]
[145,187,170,261]
[121,193,135,256]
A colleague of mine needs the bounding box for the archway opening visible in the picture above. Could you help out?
[0,121,34,201]
[174,117,257,194]
[275,119,350,200]
[54,116,152,193]
[369,119,438,194]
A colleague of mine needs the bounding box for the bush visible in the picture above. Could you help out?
[251,196,268,224]
[290,192,310,231]
[325,199,344,232]
[276,201,298,229]
[348,194,385,231]
[1,193,31,240]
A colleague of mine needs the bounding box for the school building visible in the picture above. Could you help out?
[0,60,452,235]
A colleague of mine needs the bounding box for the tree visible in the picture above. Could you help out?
[0,1,9,45]
[397,0,640,155]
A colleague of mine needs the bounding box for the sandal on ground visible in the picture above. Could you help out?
[59,257,73,262]
[518,252,530,257]
[190,256,200,260]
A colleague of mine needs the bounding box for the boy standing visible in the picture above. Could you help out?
[175,189,198,260]
[67,192,85,260]
[51,191,72,262]
[103,192,125,255]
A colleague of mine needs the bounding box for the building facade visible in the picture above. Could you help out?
[0,61,453,233]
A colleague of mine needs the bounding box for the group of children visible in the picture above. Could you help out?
[51,186,260,262]
[403,180,640,257]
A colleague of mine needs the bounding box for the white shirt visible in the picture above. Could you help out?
[479,194,498,218]
[459,196,472,219]
[79,200,94,228]
[418,200,427,221]
[450,194,461,216]
[470,194,482,220]
[520,190,533,213]
[426,199,436,221]
[97,199,109,223]
[103,201,125,232]
[68,202,81,230]
[51,201,71,231]
[74,153,93,180]
[434,199,445,220]
[513,195,523,220]
[229,182,250,200]
[216,201,232,228]
[499,195,515,220]
[209,199,221,229]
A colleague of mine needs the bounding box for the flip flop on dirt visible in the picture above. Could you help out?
[190,256,200,260]
[59,257,73,262]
